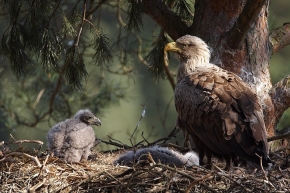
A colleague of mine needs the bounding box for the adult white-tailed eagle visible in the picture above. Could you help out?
[164,35,272,169]
[47,109,101,162]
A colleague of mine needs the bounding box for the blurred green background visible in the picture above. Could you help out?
[0,0,289,151]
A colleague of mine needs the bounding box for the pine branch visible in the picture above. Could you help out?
[61,0,88,91]
[1,1,62,77]
[62,15,77,37]
[1,23,33,77]
[64,46,87,91]
[93,32,112,66]
[173,0,193,20]
[146,32,169,81]
[25,1,58,51]
[75,0,87,47]
[40,29,61,71]
[43,0,62,35]
[125,0,143,33]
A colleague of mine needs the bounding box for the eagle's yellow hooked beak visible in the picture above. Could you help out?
[164,42,182,53]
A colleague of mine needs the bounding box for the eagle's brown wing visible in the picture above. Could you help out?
[175,67,269,161]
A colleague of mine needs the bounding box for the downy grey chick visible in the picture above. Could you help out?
[114,145,199,167]
[47,109,101,162]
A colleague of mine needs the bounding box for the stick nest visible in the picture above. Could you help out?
[1,142,290,193]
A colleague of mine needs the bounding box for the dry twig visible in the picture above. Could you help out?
[185,172,213,193]
[1,152,41,167]
[27,178,47,193]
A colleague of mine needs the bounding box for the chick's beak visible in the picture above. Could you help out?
[164,42,182,53]
[90,117,101,126]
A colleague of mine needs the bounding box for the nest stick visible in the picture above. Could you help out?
[1,152,41,167]
[185,172,213,193]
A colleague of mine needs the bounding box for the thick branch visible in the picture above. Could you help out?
[267,129,290,142]
[269,76,290,120]
[142,0,190,40]
[227,0,266,49]
[269,23,290,55]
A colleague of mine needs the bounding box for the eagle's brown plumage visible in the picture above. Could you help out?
[165,35,272,169]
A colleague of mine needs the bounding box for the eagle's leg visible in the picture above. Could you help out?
[198,148,212,169]
[232,155,247,167]
[232,155,239,167]
[191,135,206,167]
[224,155,232,171]
[192,135,212,169]
[183,131,190,147]
[204,148,212,169]
[226,155,247,170]
[198,146,205,166]
[198,144,212,169]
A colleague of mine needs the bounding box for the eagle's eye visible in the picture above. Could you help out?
[182,44,188,50]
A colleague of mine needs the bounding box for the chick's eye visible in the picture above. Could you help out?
[84,116,91,120]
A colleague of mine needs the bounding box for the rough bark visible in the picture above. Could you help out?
[227,0,267,49]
